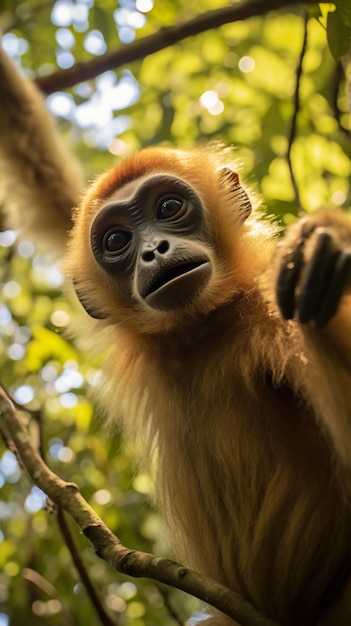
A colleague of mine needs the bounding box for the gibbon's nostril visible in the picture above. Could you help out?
[157,240,170,254]
[142,249,155,262]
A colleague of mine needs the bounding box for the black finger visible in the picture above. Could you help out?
[276,240,304,320]
[314,251,351,328]
[296,230,338,324]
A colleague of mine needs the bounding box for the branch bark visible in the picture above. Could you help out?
[35,0,318,95]
[0,387,279,626]
[286,9,308,209]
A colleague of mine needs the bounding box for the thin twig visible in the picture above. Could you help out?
[57,508,118,626]
[0,387,117,625]
[22,567,75,626]
[27,402,118,626]
[0,387,279,626]
[286,9,308,210]
[155,584,186,625]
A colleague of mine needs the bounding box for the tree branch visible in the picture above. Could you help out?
[29,405,118,625]
[0,387,279,626]
[285,8,308,210]
[35,0,318,95]
[56,508,118,626]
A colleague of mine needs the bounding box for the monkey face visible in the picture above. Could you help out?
[90,174,213,312]
[69,147,253,326]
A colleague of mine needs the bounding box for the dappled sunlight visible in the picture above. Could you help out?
[0,3,350,626]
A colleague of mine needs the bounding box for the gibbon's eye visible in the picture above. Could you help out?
[157,197,186,221]
[103,230,132,254]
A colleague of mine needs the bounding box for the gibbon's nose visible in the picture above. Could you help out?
[141,239,170,263]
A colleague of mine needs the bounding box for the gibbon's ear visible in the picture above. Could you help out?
[219,167,252,222]
[72,280,108,320]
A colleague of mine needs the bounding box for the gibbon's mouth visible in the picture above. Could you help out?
[142,259,212,310]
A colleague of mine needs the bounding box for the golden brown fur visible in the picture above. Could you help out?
[1,46,351,625]
[0,44,83,254]
[67,148,351,625]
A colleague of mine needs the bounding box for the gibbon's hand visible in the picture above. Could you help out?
[276,220,351,329]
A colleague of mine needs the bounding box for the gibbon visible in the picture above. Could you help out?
[1,45,351,626]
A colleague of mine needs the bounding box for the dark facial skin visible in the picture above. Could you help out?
[90,174,213,311]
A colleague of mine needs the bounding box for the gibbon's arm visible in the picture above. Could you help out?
[272,206,351,466]
[0,44,83,254]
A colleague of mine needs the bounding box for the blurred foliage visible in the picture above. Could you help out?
[326,0,351,59]
[0,1,350,625]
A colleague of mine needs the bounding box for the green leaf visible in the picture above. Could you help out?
[327,10,351,60]
[335,0,351,27]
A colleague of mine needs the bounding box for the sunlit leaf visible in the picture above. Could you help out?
[327,9,351,60]
[335,0,351,26]
[25,327,78,371]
